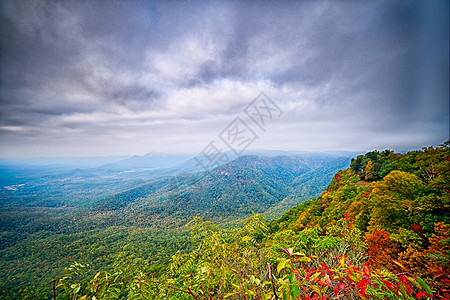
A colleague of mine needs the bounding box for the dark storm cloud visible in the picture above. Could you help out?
[0,0,448,156]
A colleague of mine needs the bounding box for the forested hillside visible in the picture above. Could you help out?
[92,154,351,222]
[51,143,449,299]
[0,152,351,299]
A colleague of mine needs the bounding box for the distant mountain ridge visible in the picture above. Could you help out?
[93,153,353,222]
[0,150,355,211]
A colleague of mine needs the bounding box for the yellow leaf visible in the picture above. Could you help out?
[309,272,320,282]
[392,259,407,271]
[340,256,345,267]
[277,258,290,273]
[242,236,251,242]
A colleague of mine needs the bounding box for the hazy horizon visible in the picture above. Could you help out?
[1,143,446,161]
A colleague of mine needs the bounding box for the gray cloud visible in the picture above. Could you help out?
[0,0,448,157]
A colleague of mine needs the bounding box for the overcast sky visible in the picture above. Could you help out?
[0,0,448,157]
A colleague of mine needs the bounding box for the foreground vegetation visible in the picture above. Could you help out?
[54,143,449,299]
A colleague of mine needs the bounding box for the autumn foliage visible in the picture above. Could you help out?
[365,229,399,271]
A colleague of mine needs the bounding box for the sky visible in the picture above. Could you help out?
[0,0,448,158]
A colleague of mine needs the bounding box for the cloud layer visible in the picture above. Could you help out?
[0,0,448,157]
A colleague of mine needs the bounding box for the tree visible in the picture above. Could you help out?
[365,160,375,181]
[365,229,399,271]
[369,170,424,231]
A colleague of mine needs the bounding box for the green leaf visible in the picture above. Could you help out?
[291,285,300,297]
[289,273,295,284]
[261,291,268,300]
[416,277,433,295]
[407,276,420,289]
[71,283,80,294]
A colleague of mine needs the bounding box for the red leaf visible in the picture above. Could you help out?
[357,278,370,296]
[306,269,315,282]
[399,275,412,294]
[363,264,370,277]
[381,280,395,291]
[334,284,345,296]
[281,247,291,257]
[416,291,431,298]
[318,280,327,286]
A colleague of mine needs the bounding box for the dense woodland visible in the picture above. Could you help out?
[0,153,349,299]
[0,145,448,299]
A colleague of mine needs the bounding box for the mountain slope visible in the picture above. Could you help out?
[92,154,352,225]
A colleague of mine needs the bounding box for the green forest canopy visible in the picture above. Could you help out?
[54,143,449,299]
